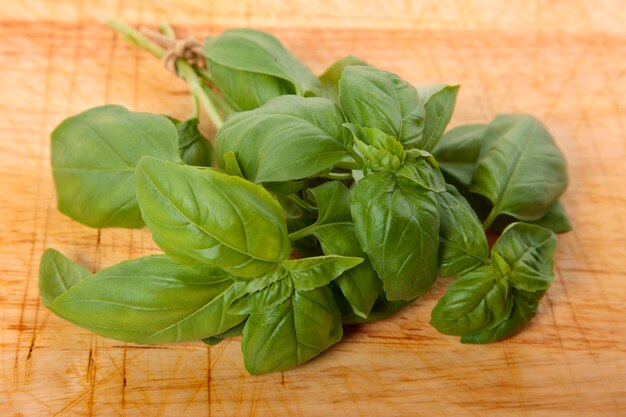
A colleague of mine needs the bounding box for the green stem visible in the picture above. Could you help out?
[482,208,498,231]
[201,84,236,116]
[347,147,364,168]
[285,195,318,212]
[288,223,319,241]
[108,20,164,58]
[334,157,361,170]
[176,61,224,128]
[159,22,176,39]
[320,172,354,180]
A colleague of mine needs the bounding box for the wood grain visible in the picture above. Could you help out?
[1,1,625,415]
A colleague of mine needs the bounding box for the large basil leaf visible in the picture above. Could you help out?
[430,266,513,336]
[242,286,342,374]
[202,321,246,346]
[492,223,557,292]
[461,289,543,344]
[42,253,245,343]
[351,172,439,301]
[470,115,568,222]
[432,124,487,188]
[415,84,459,151]
[529,201,572,233]
[135,157,290,278]
[51,105,181,228]
[308,182,382,318]
[319,55,367,102]
[436,185,489,277]
[283,255,363,291]
[338,66,425,149]
[215,96,348,182]
[172,118,213,167]
[39,248,91,306]
[203,29,322,110]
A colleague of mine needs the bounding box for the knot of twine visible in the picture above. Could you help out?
[140,27,204,74]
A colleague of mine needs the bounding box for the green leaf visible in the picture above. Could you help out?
[51,105,181,228]
[202,320,246,346]
[415,84,459,151]
[492,223,557,292]
[340,291,411,324]
[338,66,425,149]
[43,254,245,343]
[461,289,543,343]
[436,185,489,277]
[319,55,367,102]
[396,158,446,192]
[528,201,572,233]
[351,172,439,301]
[470,115,569,222]
[135,157,290,278]
[307,182,382,318]
[430,266,513,336]
[215,96,348,182]
[228,277,293,314]
[203,29,322,110]
[173,118,213,167]
[432,124,487,188]
[344,123,406,172]
[283,255,363,291]
[222,150,244,177]
[39,248,91,306]
[242,286,342,374]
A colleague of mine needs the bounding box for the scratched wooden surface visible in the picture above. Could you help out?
[1,1,626,415]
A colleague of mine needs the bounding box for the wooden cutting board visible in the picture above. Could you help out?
[2,1,625,415]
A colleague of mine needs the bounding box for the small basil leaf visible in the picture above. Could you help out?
[242,286,342,374]
[396,158,446,192]
[215,96,348,182]
[307,180,352,224]
[461,289,543,343]
[528,201,572,233]
[492,222,557,292]
[415,84,459,151]
[174,118,213,167]
[51,105,181,228]
[470,115,569,222]
[39,248,91,306]
[340,291,412,324]
[430,266,513,336]
[202,320,246,346]
[135,157,290,278]
[228,277,293,315]
[283,255,363,291]
[432,124,487,188]
[344,123,406,172]
[202,29,322,110]
[319,55,367,102]
[436,185,489,277]
[44,254,245,343]
[223,150,244,177]
[351,172,439,301]
[339,66,425,149]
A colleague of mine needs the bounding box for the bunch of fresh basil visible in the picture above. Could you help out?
[39,26,570,374]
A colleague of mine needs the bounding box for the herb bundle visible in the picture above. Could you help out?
[39,22,570,374]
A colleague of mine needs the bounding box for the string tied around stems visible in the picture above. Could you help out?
[139,26,204,74]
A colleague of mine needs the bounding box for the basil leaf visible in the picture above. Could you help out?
[492,223,557,292]
[39,248,91,306]
[432,124,487,188]
[415,84,459,151]
[470,115,569,222]
[228,277,293,314]
[242,286,342,374]
[202,320,246,346]
[344,123,406,172]
[43,254,245,343]
[222,150,244,177]
[338,66,425,149]
[215,96,348,182]
[396,158,446,192]
[430,266,513,336]
[319,55,367,102]
[307,182,382,318]
[436,185,489,277]
[461,289,543,343]
[351,172,439,301]
[202,29,322,110]
[340,291,411,324]
[51,105,181,228]
[283,255,363,291]
[173,118,213,167]
[528,201,572,233]
[135,157,290,278]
